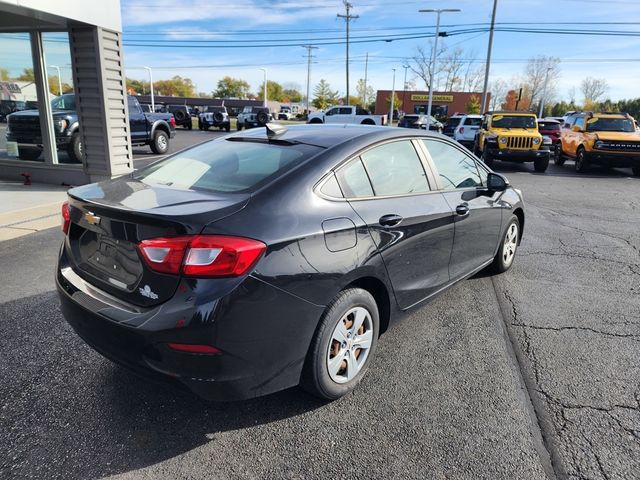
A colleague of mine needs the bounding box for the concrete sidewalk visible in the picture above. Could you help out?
[0,181,69,241]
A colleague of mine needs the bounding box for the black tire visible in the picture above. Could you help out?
[236,121,243,131]
[360,119,375,125]
[225,124,230,132]
[554,146,566,166]
[214,112,224,123]
[198,120,203,131]
[632,165,640,177]
[575,148,589,173]
[187,121,192,130]
[18,147,42,161]
[150,129,169,154]
[490,215,520,274]
[482,148,494,168]
[257,111,269,125]
[67,133,84,163]
[473,137,481,157]
[173,110,187,122]
[309,118,323,124]
[534,155,549,173]
[301,288,379,401]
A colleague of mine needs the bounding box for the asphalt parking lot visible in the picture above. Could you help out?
[0,130,638,479]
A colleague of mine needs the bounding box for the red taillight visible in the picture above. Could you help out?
[138,235,266,277]
[169,116,176,127]
[459,127,465,134]
[61,201,70,234]
[167,343,221,354]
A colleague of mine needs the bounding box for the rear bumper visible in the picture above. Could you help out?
[487,147,550,162]
[56,247,324,401]
[585,151,640,167]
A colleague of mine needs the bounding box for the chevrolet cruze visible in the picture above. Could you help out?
[57,124,525,401]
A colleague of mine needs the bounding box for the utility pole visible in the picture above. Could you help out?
[362,52,369,108]
[259,68,267,108]
[480,0,498,114]
[538,67,552,118]
[419,8,461,130]
[402,63,409,115]
[337,1,358,106]
[389,68,396,127]
[302,45,318,117]
[143,66,154,112]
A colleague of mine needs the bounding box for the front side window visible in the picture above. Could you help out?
[574,117,585,129]
[422,139,482,190]
[360,141,430,196]
[137,139,321,193]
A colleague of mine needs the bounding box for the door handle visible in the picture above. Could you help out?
[456,204,470,216]
[379,214,403,227]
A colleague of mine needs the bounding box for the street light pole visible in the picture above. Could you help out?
[143,66,154,112]
[480,0,498,114]
[419,8,461,130]
[538,67,553,118]
[49,65,62,96]
[259,68,267,108]
[402,63,409,115]
[389,68,396,127]
[302,45,317,118]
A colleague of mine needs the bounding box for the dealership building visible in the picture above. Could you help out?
[0,0,128,185]
[374,90,491,118]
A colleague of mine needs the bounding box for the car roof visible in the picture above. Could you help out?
[485,110,536,116]
[226,123,441,149]
[539,119,560,124]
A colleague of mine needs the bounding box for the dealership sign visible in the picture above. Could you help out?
[410,94,454,102]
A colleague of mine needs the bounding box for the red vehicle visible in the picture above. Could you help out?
[538,118,562,164]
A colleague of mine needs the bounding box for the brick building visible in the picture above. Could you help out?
[374,90,490,118]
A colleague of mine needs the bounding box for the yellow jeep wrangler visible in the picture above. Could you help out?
[559,111,640,176]
[473,111,551,172]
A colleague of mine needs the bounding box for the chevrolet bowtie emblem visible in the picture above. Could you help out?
[84,212,101,225]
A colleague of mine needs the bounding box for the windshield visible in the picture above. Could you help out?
[492,115,536,129]
[51,94,75,111]
[136,138,321,193]
[538,122,560,131]
[586,117,635,133]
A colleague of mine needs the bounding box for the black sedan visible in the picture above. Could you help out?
[56,124,525,401]
[398,114,443,133]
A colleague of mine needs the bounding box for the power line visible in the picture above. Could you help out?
[337,0,359,104]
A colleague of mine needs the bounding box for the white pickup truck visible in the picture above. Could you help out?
[307,106,387,126]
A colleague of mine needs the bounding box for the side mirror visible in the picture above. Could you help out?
[572,125,582,133]
[487,172,509,191]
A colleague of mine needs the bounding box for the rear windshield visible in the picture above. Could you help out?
[538,122,560,131]
[445,117,462,127]
[462,117,482,126]
[206,106,225,112]
[586,117,635,132]
[492,115,536,129]
[136,138,321,193]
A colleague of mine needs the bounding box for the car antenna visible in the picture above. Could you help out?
[265,123,287,138]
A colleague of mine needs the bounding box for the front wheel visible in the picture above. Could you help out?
[67,133,84,163]
[301,288,379,400]
[236,121,243,131]
[150,130,169,154]
[534,156,549,173]
[225,124,230,132]
[554,146,566,166]
[491,215,520,273]
[632,165,640,177]
[575,148,589,173]
[482,149,494,168]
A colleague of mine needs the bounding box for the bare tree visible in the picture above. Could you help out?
[488,79,508,111]
[409,43,446,91]
[581,77,608,103]
[567,86,577,104]
[523,56,561,111]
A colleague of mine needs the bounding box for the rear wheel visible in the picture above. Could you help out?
[575,148,589,173]
[150,129,169,154]
[554,145,566,166]
[473,137,481,157]
[301,288,379,401]
[632,165,640,177]
[225,124,230,132]
[237,121,243,131]
[257,111,269,125]
[534,155,549,173]
[309,118,323,124]
[491,215,520,274]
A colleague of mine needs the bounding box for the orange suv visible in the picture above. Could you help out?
[560,112,640,175]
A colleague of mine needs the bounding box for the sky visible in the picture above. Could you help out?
[117,0,640,102]
[3,0,640,103]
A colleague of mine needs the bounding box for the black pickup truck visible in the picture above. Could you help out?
[6,94,176,162]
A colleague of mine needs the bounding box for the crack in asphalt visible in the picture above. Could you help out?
[511,322,640,343]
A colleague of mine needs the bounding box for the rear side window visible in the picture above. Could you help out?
[360,141,430,196]
[422,139,482,189]
[137,139,321,193]
[445,117,462,127]
[463,117,482,127]
[336,159,374,198]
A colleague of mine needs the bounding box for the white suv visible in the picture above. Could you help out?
[452,114,482,148]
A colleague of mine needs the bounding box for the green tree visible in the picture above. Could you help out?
[312,79,339,109]
[257,80,284,102]
[355,78,375,107]
[465,95,481,114]
[385,93,402,111]
[126,77,149,95]
[153,75,195,97]
[213,76,250,98]
[17,68,34,81]
[0,68,10,81]
[282,88,303,103]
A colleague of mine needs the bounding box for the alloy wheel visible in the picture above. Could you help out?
[502,223,518,267]
[326,307,373,384]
